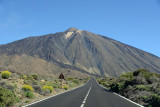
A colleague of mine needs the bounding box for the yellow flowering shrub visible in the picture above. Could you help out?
[1,71,11,79]
[42,86,53,93]
[63,85,69,90]
[22,85,33,91]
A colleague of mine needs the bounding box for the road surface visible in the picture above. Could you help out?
[26,78,141,107]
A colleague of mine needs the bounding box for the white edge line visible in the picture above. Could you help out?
[94,78,144,107]
[22,79,91,107]
[80,86,91,107]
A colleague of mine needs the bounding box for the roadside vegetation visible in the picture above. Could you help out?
[97,69,160,107]
[0,71,89,107]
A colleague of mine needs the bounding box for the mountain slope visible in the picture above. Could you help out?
[0,54,89,77]
[0,28,160,76]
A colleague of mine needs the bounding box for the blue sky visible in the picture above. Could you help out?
[0,0,160,57]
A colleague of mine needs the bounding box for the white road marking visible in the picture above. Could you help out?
[80,104,84,107]
[94,78,144,107]
[80,86,91,107]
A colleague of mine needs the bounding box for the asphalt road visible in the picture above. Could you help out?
[26,78,141,107]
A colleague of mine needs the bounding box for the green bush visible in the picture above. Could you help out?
[99,81,106,85]
[110,82,126,93]
[32,85,42,94]
[27,75,34,80]
[52,83,59,88]
[66,77,74,81]
[150,94,160,107]
[73,80,79,85]
[19,75,27,79]
[140,94,160,106]
[31,75,38,80]
[110,83,120,93]
[40,81,53,86]
[63,85,69,90]
[45,81,54,86]
[141,95,148,100]
[133,69,153,80]
[1,71,11,79]
[24,91,34,99]
[22,85,33,91]
[25,100,30,103]
[118,72,134,81]
[135,85,151,91]
[42,86,53,93]
[0,87,19,107]
[133,69,148,76]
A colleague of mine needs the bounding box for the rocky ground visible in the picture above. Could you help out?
[97,69,160,107]
[0,72,89,107]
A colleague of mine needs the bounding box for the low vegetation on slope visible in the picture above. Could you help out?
[0,71,89,107]
[98,69,160,107]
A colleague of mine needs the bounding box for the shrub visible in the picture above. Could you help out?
[73,80,79,85]
[132,77,147,85]
[54,79,58,83]
[22,85,33,91]
[110,82,120,93]
[133,69,153,81]
[42,89,50,96]
[40,81,53,86]
[63,85,69,90]
[148,75,159,84]
[25,100,30,103]
[24,91,34,99]
[149,94,160,106]
[32,85,42,94]
[67,77,74,81]
[42,86,53,93]
[1,71,11,79]
[27,75,34,80]
[135,85,152,91]
[118,72,134,82]
[99,80,106,85]
[0,87,19,107]
[31,75,38,80]
[19,75,27,79]
[45,81,53,86]
[52,83,59,88]
[0,81,6,87]
[133,69,148,76]
[110,82,126,93]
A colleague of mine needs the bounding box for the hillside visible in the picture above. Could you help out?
[0,28,160,76]
[0,54,89,77]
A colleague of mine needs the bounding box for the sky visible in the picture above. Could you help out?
[0,0,160,57]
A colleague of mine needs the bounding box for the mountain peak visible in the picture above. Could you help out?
[66,27,79,32]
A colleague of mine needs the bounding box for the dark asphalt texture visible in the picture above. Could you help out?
[27,78,141,107]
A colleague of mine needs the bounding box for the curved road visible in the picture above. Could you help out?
[25,78,141,107]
